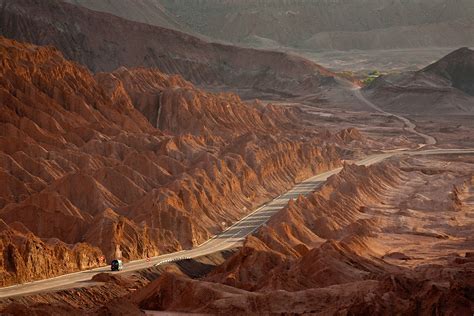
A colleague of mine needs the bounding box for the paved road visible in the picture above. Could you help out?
[0,148,473,298]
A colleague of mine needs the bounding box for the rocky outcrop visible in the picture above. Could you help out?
[133,262,474,315]
[335,127,364,144]
[448,180,469,212]
[265,163,403,243]
[101,67,300,138]
[202,163,404,292]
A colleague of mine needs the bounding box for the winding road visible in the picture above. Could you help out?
[353,88,437,147]
[0,87,472,298]
[0,147,473,298]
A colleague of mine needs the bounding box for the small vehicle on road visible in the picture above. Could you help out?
[111,259,123,271]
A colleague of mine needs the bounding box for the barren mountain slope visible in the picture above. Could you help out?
[0,37,350,286]
[157,0,474,50]
[422,47,474,96]
[364,48,474,115]
[64,0,187,33]
[0,0,338,97]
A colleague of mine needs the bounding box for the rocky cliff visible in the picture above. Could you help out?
[0,220,102,286]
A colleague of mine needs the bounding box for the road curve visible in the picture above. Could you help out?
[0,148,473,298]
[353,88,437,147]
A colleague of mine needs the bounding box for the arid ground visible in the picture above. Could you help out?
[0,1,473,315]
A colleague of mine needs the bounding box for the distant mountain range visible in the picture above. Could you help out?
[65,0,474,50]
[0,0,339,98]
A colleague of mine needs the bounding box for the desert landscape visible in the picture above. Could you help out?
[0,0,473,315]
[64,0,474,76]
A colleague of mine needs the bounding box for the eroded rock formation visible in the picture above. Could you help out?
[129,160,474,314]
[0,36,345,285]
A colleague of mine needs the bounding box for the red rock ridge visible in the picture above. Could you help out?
[203,163,404,292]
[130,162,474,314]
[0,37,344,285]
